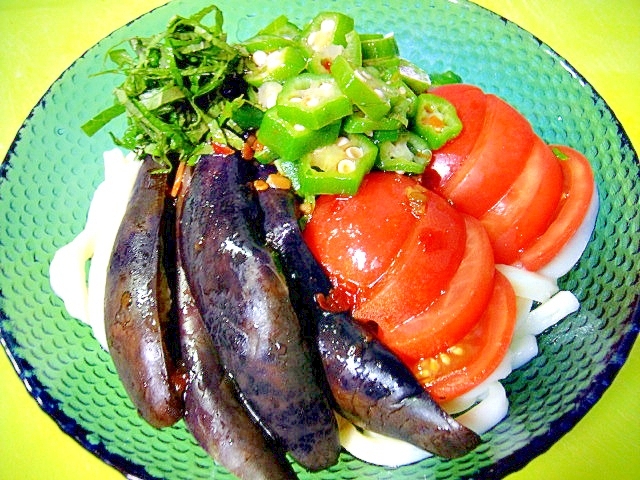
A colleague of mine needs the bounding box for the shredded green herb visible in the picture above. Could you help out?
[81,5,256,170]
[551,146,570,160]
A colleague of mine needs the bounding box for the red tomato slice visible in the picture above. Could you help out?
[444,94,536,218]
[375,215,495,364]
[303,172,419,291]
[479,138,564,264]
[516,145,596,271]
[414,270,517,403]
[352,188,466,325]
[422,84,488,192]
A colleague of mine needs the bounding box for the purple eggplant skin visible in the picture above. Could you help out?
[258,187,481,459]
[176,263,299,480]
[104,155,184,428]
[174,167,298,480]
[178,153,340,471]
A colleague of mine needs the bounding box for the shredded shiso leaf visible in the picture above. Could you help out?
[81,5,259,170]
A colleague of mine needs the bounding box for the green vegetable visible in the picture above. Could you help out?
[429,70,463,87]
[244,45,308,87]
[278,134,377,196]
[398,59,432,94]
[81,6,464,200]
[256,107,341,160]
[376,131,432,174]
[276,73,352,129]
[385,78,418,127]
[552,146,570,160]
[372,128,401,143]
[330,54,391,121]
[412,93,463,150]
[360,33,400,69]
[342,112,402,134]
[240,34,298,54]
[81,103,125,137]
[257,14,303,38]
[80,5,253,169]
[300,11,361,74]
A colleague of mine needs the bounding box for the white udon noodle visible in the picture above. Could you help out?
[49,148,599,468]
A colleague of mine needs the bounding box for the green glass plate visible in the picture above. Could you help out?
[0,1,638,479]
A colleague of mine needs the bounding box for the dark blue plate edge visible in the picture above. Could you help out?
[0,1,638,480]
[465,5,640,478]
[476,296,640,479]
[0,312,156,480]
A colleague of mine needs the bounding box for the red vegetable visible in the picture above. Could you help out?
[375,216,496,364]
[440,93,536,218]
[303,172,420,291]
[304,172,512,398]
[414,271,516,403]
[479,137,564,264]
[304,85,595,405]
[422,84,488,191]
[422,84,595,270]
[351,182,466,327]
[515,144,595,271]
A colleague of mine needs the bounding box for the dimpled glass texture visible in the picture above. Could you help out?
[0,0,638,479]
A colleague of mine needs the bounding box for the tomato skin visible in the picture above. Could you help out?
[303,172,419,290]
[352,187,467,326]
[444,94,536,218]
[479,138,564,264]
[414,271,517,403]
[516,145,596,271]
[375,215,495,364]
[422,84,488,192]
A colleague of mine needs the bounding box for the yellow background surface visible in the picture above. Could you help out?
[0,1,638,479]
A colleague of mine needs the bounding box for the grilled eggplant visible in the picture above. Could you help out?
[258,186,481,459]
[104,155,183,428]
[178,153,340,471]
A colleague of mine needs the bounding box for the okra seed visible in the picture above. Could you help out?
[293,124,306,132]
[337,159,357,174]
[252,50,267,67]
[336,136,350,147]
[320,19,336,33]
[307,19,336,50]
[405,185,428,203]
[266,50,286,69]
[305,96,320,107]
[300,201,314,215]
[345,146,364,159]
[319,82,336,95]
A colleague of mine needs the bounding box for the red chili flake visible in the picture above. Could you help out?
[211,142,235,156]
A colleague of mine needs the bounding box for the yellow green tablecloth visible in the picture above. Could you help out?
[0,1,638,479]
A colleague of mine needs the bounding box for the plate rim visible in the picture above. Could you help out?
[1,0,639,479]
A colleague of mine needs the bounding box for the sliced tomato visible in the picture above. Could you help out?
[303,172,420,291]
[352,188,466,325]
[516,145,595,271]
[443,93,536,218]
[479,138,564,264]
[413,271,517,403]
[375,216,495,364]
[422,84,488,192]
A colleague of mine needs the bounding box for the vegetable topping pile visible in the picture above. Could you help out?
[62,4,599,478]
